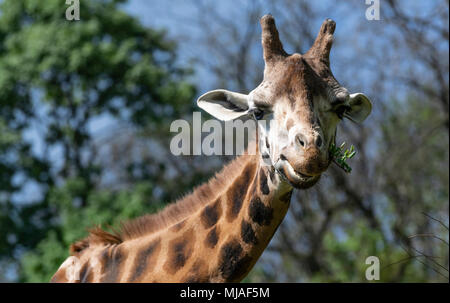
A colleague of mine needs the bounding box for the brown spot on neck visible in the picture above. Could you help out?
[100,245,126,283]
[170,219,186,232]
[201,198,222,228]
[218,238,253,282]
[241,220,258,245]
[79,262,93,283]
[259,168,270,195]
[182,259,209,283]
[249,197,274,226]
[226,161,257,222]
[164,229,195,275]
[205,226,219,249]
[129,238,161,282]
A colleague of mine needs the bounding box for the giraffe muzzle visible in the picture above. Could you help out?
[274,156,321,189]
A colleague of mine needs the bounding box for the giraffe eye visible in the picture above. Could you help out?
[335,105,351,119]
[253,108,265,120]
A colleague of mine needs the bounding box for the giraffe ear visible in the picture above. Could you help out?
[345,93,372,123]
[197,89,251,121]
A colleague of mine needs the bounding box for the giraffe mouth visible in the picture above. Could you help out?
[274,158,320,189]
[294,169,314,180]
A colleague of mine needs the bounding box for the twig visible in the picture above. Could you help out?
[382,254,443,271]
[408,233,449,246]
[400,244,449,279]
[422,212,449,231]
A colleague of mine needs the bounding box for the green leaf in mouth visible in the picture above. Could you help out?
[329,142,356,173]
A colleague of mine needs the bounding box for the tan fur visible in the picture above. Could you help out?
[54,151,291,282]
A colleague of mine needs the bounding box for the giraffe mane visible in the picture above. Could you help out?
[70,225,121,254]
[70,145,258,254]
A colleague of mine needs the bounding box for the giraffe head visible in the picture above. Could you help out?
[198,15,372,189]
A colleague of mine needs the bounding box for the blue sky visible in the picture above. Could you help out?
[122,0,445,94]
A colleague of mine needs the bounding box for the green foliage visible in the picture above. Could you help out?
[317,221,429,282]
[329,142,356,173]
[0,0,195,281]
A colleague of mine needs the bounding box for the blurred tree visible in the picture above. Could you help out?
[0,0,195,281]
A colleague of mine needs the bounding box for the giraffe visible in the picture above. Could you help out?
[51,15,372,283]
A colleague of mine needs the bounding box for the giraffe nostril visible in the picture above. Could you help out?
[296,134,307,149]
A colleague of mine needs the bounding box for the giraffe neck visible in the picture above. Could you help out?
[203,152,292,282]
[52,145,294,283]
[122,150,293,282]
